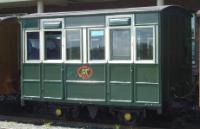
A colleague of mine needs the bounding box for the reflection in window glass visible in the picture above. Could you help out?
[27,32,40,60]
[110,29,131,60]
[136,27,154,60]
[89,30,105,60]
[192,40,196,64]
[45,31,62,60]
[66,30,80,60]
[191,14,196,65]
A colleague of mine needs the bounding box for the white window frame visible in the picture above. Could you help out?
[82,28,87,64]
[41,18,65,63]
[88,28,106,64]
[24,30,41,63]
[65,28,82,64]
[155,25,159,64]
[134,25,156,64]
[106,15,133,64]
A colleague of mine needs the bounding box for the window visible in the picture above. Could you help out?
[26,31,40,60]
[135,26,155,63]
[44,31,62,60]
[41,19,64,62]
[89,29,105,60]
[108,16,132,62]
[110,29,131,60]
[191,14,196,65]
[192,40,196,64]
[66,29,81,60]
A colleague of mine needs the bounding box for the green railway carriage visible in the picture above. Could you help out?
[20,5,192,121]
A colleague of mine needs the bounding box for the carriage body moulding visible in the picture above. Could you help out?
[20,5,192,113]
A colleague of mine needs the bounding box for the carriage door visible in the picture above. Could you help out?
[133,13,160,104]
[41,19,64,100]
[66,27,106,102]
[107,16,133,103]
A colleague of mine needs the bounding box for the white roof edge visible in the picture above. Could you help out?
[0,13,25,21]
[21,5,176,19]
[0,0,32,3]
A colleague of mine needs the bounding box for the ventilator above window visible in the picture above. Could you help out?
[43,21,62,29]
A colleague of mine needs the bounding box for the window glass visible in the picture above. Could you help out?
[191,14,196,65]
[136,27,154,60]
[110,29,131,60]
[27,32,40,60]
[192,40,196,65]
[89,30,105,60]
[109,17,131,26]
[66,30,81,60]
[44,31,62,60]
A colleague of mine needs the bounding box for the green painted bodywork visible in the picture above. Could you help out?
[67,83,106,101]
[110,64,131,82]
[135,65,159,83]
[110,84,132,102]
[22,63,160,107]
[42,64,63,99]
[20,6,192,111]
[135,84,159,102]
[134,65,160,104]
[65,64,106,81]
[65,15,105,27]
[22,19,39,29]
[22,64,41,98]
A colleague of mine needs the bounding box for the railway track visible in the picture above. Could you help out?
[0,104,200,129]
[1,109,200,129]
[0,103,168,129]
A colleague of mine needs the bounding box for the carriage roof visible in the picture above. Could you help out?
[20,5,185,19]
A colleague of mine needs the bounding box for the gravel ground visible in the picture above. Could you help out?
[0,120,166,129]
[0,114,115,129]
[1,118,200,129]
[0,121,81,129]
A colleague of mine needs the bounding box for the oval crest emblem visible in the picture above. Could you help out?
[77,66,93,80]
